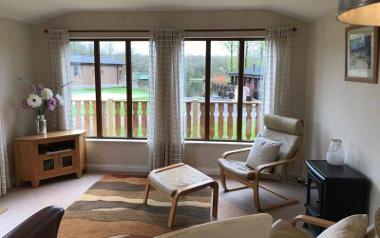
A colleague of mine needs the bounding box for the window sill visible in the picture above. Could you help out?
[86,138,253,146]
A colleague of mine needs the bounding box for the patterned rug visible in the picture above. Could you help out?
[58,175,212,238]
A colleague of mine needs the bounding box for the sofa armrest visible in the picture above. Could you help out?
[155,213,273,238]
[4,206,65,238]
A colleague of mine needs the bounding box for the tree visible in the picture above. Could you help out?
[222,41,239,72]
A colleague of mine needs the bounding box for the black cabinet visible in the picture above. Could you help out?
[305,160,370,235]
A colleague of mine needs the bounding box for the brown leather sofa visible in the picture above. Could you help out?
[4,206,64,238]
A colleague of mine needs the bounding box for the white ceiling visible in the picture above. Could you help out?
[0,0,339,25]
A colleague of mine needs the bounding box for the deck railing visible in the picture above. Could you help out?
[72,99,262,140]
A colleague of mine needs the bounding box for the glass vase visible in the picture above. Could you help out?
[36,115,47,135]
[326,139,345,166]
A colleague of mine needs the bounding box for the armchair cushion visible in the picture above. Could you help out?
[217,159,282,181]
[264,114,303,136]
[317,214,368,238]
[270,219,310,238]
[246,137,281,170]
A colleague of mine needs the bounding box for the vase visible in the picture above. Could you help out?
[36,115,47,135]
[326,139,345,166]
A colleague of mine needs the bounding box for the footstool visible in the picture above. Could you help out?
[143,163,219,228]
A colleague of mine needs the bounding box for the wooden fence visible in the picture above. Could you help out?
[72,99,261,140]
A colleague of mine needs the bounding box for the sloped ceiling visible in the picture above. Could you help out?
[0,0,338,24]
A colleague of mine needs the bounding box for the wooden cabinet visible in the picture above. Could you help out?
[305,160,370,235]
[14,130,86,188]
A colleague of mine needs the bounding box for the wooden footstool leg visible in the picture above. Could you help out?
[143,180,151,204]
[168,193,180,228]
[210,181,219,218]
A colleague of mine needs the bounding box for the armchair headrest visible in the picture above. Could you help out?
[264,114,303,135]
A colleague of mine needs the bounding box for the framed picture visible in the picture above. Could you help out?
[345,26,379,84]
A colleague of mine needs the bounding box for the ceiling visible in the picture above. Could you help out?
[0,0,339,25]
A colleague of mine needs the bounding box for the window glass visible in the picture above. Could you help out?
[99,41,127,137]
[241,40,264,141]
[184,41,206,139]
[69,41,97,136]
[210,41,239,140]
[131,41,150,138]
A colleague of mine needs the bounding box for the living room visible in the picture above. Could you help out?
[0,0,379,237]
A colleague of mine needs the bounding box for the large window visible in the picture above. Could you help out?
[183,39,264,141]
[70,38,264,141]
[70,39,149,138]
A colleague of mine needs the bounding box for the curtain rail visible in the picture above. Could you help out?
[43,27,297,33]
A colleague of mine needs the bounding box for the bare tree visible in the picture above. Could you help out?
[222,41,239,72]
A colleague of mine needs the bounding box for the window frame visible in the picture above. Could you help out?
[185,37,265,142]
[70,37,264,142]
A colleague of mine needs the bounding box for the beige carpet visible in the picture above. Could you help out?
[0,172,306,237]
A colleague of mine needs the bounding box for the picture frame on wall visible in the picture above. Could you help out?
[345,26,379,84]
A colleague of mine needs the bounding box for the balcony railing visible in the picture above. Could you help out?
[72,99,262,140]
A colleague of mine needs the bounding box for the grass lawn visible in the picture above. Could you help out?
[72,87,149,100]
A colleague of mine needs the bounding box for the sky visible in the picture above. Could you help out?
[100,40,238,56]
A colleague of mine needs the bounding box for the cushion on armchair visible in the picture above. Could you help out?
[317,214,368,238]
[245,136,281,170]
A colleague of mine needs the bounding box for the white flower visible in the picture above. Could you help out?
[41,88,53,100]
[26,94,42,108]
[55,94,64,106]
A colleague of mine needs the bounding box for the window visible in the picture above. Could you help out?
[70,41,97,137]
[70,38,263,141]
[69,39,150,138]
[183,39,264,141]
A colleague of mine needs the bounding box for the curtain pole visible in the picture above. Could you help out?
[44,27,297,34]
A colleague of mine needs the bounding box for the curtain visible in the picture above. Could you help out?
[48,29,72,130]
[262,28,295,117]
[148,30,185,170]
[0,109,9,196]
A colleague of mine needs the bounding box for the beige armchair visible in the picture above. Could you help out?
[217,114,304,211]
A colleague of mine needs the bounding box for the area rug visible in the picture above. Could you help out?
[58,175,212,238]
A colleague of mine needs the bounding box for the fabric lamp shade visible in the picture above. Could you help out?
[337,0,380,26]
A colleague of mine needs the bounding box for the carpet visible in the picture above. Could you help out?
[58,175,212,238]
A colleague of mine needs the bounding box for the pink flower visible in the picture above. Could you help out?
[47,97,57,111]
[22,99,31,109]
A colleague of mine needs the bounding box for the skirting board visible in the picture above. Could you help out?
[86,164,219,176]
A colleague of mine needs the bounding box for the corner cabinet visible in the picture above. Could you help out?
[304,160,370,235]
[14,130,86,188]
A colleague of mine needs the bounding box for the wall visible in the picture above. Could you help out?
[0,17,35,178]
[305,11,380,218]
[32,10,308,175]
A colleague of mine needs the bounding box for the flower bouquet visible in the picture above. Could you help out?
[19,77,69,135]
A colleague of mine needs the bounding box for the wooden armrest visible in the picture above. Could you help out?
[222,147,251,159]
[290,215,335,228]
[255,159,293,174]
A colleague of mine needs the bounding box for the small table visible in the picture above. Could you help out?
[143,163,219,228]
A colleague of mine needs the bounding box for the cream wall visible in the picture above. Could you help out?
[305,12,380,218]
[0,17,35,178]
[31,10,308,175]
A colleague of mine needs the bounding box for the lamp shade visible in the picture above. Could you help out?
[337,0,380,26]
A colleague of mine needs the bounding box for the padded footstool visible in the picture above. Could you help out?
[143,163,219,228]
